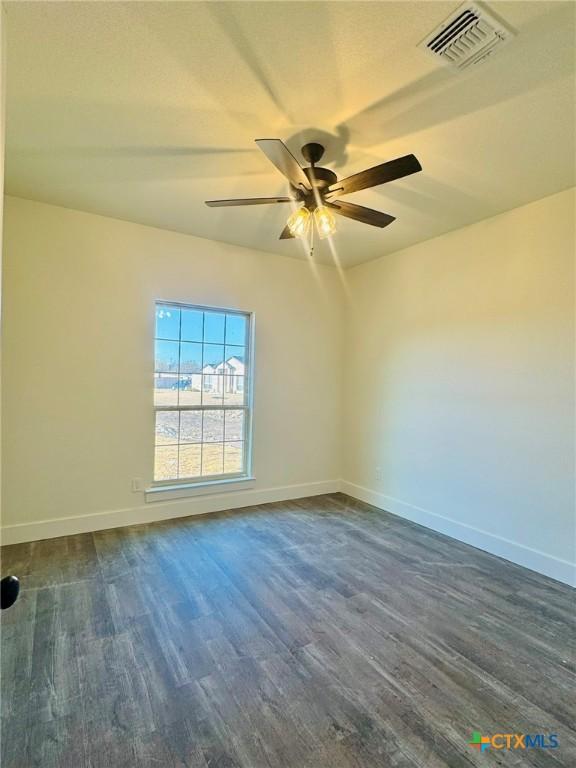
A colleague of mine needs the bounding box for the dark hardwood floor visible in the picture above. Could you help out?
[1,493,574,767]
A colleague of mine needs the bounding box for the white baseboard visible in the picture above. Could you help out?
[0,480,340,545]
[341,481,576,588]
[3,478,574,588]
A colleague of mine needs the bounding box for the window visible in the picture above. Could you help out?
[154,302,252,485]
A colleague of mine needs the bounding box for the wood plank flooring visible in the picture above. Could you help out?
[1,493,575,767]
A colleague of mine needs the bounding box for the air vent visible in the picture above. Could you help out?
[418,2,514,70]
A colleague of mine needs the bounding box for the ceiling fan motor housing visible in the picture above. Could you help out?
[295,150,338,208]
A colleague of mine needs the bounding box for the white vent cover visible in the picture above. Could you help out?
[418,2,514,70]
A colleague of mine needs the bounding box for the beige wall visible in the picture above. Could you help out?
[0,5,6,526]
[1,196,343,529]
[343,188,575,580]
[2,189,574,583]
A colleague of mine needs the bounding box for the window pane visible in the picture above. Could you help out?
[179,444,201,479]
[155,446,178,481]
[223,376,245,405]
[180,411,202,443]
[181,309,203,342]
[224,410,244,442]
[202,443,224,475]
[204,312,225,344]
[155,340,179,372]
[225,346,245,371]
[179,387,202,406]
[203,410,224,442]
[224,442,244,474]
[155,374,179,406]
[156,305,180,341]
[202,374,224,406]
[155,412,179,445]
[203,344,224,369]
[225,314,247,346]
[180,342,203,374]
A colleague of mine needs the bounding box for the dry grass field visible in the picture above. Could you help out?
[154,442,243,480]
[154,408,245,480]
[154,382,245,408]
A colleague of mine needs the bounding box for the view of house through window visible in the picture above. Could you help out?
[154,302,252,483]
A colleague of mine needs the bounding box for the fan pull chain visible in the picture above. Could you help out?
[309,222,315,259]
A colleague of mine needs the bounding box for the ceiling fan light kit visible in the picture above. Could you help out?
[314,206,337,239]
[205,138,422,250]
[286,206,311,238]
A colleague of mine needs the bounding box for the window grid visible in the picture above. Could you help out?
[155,411,244,446]
[154,302,251,484]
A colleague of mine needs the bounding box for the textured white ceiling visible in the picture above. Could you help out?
[4,1,575,268]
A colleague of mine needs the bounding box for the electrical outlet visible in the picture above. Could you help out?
[375,467,382,481]
[131,478,143,492]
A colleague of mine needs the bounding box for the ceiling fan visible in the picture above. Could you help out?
[205,139,422,242]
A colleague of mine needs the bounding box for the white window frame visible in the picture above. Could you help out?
[151,301,255,492]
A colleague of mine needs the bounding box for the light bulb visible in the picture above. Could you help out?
[286,207,311,238]
[314,206,337,239]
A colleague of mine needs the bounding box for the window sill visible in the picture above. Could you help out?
[145,476,256,503]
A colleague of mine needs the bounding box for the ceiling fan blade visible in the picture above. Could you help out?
[205,197,294,207]
[279,224,295,240]
[255,139,312,191]
[327,200,395,228]
[326,154,421,198]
